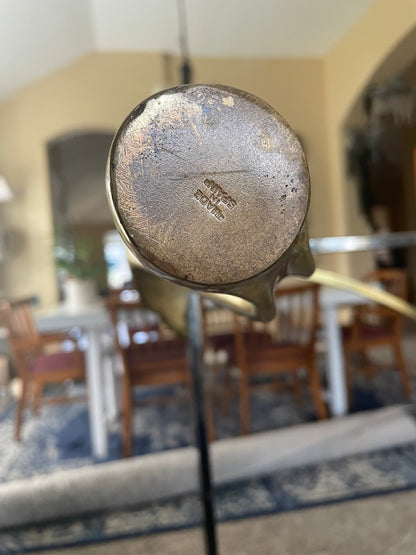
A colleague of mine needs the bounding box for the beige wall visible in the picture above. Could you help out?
[0,53,330,305]
[0,53,163,305]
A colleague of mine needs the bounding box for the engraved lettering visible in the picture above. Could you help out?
[193,179,238,222]
[210,194,220,205]
[203,179,237,211]
[213,207,225,221]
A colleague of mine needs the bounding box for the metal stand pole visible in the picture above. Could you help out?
[187,292,218,555]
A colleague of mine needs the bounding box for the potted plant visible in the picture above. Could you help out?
[54,236,104,309]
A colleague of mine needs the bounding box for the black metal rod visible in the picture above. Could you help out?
[187,292,218,555]
[177,0,193,84]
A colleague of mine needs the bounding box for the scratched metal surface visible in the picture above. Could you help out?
[108,84,310,287]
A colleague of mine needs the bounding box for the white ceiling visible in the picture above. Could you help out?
[1,0,375,102]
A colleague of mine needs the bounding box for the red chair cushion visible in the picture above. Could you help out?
[342,323,393,343]
[126,340,187,370]
[209,332,293,366]
[30,351,82,375]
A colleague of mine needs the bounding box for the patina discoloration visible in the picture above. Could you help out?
[107,84,314,321]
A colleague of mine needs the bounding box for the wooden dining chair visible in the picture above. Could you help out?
[106,290,191,457]
[233,282,327,434]
[0,298,86,441]
[343,268,411,399]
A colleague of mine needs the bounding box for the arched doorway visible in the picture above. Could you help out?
[343,28,416,296]
[47,130,116,296]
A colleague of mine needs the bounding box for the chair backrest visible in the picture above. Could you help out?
[358,268,407,325]
[201,299,235,337]
[364,268,407,299]
[106,289,180,355]
[273,281,320,346]
[235,281,320,350]
[0,298,40,376]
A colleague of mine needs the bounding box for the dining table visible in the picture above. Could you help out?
[319,286,376,417]
[35,301,113,460]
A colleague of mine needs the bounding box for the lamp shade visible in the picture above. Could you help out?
[0,176,13,203]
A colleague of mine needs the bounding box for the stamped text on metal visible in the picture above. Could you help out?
[193,179,237,222]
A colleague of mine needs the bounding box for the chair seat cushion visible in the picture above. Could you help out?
[245,342,310,364]
[125,343,189,386]
[126,341,187,370]
[208,333,309,366]
[30,351,83,376]
[342,323,393,343]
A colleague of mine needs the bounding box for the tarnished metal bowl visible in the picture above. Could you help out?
[107,84,314,321]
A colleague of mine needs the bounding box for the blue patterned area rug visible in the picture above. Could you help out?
[0,383,319,483]
[1,443,416,553]
[0,366,413,483]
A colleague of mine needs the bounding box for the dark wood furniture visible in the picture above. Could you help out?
[106,291,190,457]
[233,282,327,434]
[343,268,411,399]
[0,298,86,441]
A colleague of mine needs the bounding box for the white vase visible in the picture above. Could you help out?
[63,278,98,310]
